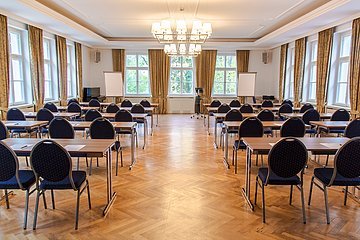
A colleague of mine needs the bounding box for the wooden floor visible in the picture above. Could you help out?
[0,115,359,239]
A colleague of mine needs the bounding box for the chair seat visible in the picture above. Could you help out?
[10,128,28,133]
[233,140,246,150]
[134,119,145,124]
[39,171,86,190]
[264,127,273,135]
[314,168,360,186]
[306,128,317,134]
[0,170,35,189]
[258,168,301,185]
[320,127,345,134]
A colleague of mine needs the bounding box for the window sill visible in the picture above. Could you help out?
[9,103,34,109]
[212,95,237,98]
[168,95,194,98]
[326,105,350,110]
[124,95,151,98]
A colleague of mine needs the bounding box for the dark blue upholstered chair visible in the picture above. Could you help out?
[48,118,75,139]
[36,108,55,136]
[67,102,82,120]
[7,108,34,137]
[344,118,360,138]
[299,103,314,113]
[282,99,293,107]
[261,100,273,108]
[257,109,275,136]
[84,109,102,122]
[229,99,241,107]
[0,121,8,140]
[140,99,151,107]
[302,109,320,135]
[44,102,58,112]
[280,118,305,137]
[67,98,79,105]
[324,109,351,135]
[239,103,254,113]
[88,99,101,108]
[120,99,133,107]
[106,103,120,113]
[278,103,293,120]
[255,138,307,223]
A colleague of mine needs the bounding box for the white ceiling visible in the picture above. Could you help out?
[0,0,359,50]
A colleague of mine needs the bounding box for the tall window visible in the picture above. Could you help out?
[213,54,237,95]
[125,54,150,95]
[66,43,76,98]
[8,27,31,106]
[284,46,295,99]
[303,41,318,102]
[43,37,58,101]
[169,56,194,95]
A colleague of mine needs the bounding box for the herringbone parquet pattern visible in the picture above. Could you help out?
[0,115,359,239]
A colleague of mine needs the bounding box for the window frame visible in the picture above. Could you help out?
[125,53,150,96]
[66,42,77,99]
[43,36,59,101]
[212,53,237,97]
[302,40,318,103]
[168,56,195,96]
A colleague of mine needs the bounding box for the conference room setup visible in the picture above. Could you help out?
[1,0,360,239]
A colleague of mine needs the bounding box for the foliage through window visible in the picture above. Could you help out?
[125,54,150,95]
[213,54,237,95]
[169,56,194,95]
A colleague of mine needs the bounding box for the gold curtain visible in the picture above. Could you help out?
[148,49,170,114]
[316,28,334,113]
[28,25,45,111]
[112,49,125,103]
[293,38,306,107]
[56,35,67,106]
[349,18,360,118]
[0,14,9,120]
[279,44,288,103]
[236,50,250,103]
[75,42,83,101]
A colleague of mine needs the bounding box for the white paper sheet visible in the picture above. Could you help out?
[11,144,33,149]
[269,143,275,147]
[64,145,85,151]
[320,143,342,149]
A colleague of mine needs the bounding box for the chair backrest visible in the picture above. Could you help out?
[89,117,115,139]
[302,109,320,125]
[278,103,293,114]
[0,141,19,184]
[30,140,75,189]
[331,109,350,121]
[210,100,221,107]
[344,118,360,138]
[115,109,133,122]
[217,103,231,113]
[67,98,79,105]
[261,100,273,108]
[239,104,253,113]
[238,117,263,138]
[282,99,293,107]
[7,108,26,121]
[84,109,102,122]
[120,99,133,107]
[67,102,82,114]
[88,99,101,107]
[36,108,54,123]
[225,109,243,121]
[280,117,305,137]
[48,118,75,139]
[267,138,308,181]
[330,137,360,186]
[44,102,58,112]
[257,109,275,121]
[106,103,120,113]
[0,121,8,140]
[299,103,314,113]
[140,99,151,107]
[131,104,145,113]
[229,99,241,107]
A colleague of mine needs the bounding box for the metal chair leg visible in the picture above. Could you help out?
[25,157,29,167]
[344,186,348,206]
[77,157,80,170]
[75,190,80,230]
[324,186,330,224]
[51,189,55,209]
[96,157,99,167]
[261,184,266,223]
[254,176,259,205]
[120,149,123,168]
[325,155,329,166]
[235,150,238,174]
[42,190,47,209]
[86,180,91,209]
[23,189,30,229]
[33,190,40,230]
[4,189,9,209]
[300,185,306,224]
[116,150,119,176]
[308,176,314,205]
[289,185,293,205]
[232,149,235,166]
[89,158,93,176]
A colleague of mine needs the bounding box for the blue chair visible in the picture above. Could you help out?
[299,103,314,113]
[255,138,308,223]
[67,98,79,105]
[278,103,293,120]
[0,141,36,229]
[67,102,82,120]
[220,110,243,147]
[90,118,122,176]
[140,99,151,107]
[229,99,241,107]
[232,117,263,173]
[49,118,75,139]
[7,108,34,137]
[280,118,305,137]
[216,104,231,127]
[302,109,320,135]
[208,100,222,117]
[84,109,102,122]
[239,104,253,113]
[115,109,138,146]
[106,103,120,113]
[323,109,351,135]
[282,99,293,107]
[261,100,273,108]
[257,109,275,136]
[308,137,360,224]
[30,139,91,230]
[88,99,101,108]
[36,108,54,137]
[344,118,360,138]
[120,99,133,107]
[44,102,58,112]
[0,121,8,140]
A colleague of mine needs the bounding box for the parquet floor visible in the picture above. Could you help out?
[0,115,359,239]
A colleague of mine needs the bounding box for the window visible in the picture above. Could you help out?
[169,56,194,95]
[302,40,318,102]
[213,54,237,95]
[43,37,58,101]
[284,46,295,99]
[328,31,351,106]
[66,42,77,98]
[125,54,150,95]
[8,27,32,106]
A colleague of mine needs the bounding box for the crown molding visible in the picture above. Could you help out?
[105,37,259,43]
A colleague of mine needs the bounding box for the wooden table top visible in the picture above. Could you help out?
[3,138,115,157]
[252,103,282,108]
[260,107,301,112]
[70,121,136,130]
[119,107,154,112]
[283,113,333,119]
[23,112,79,119]
[207,107,241,112]
[242,137,349,152]
[212,113,257,118]
[57,106,99,111]
[101,113,148,119]
[223,121,285,128]
[79,102,112,107]
[3,120,49,129]
[310,121,349,128]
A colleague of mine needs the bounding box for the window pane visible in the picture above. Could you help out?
[13,81,24,103]
[138,55,148,67]
[126,70,137,94]
[226,71,236,82]
[9,32,21,55]
[43,40,50,60]
[213,82,224,95]
[126,55,136,67]
[338,62,349,83]
[182,70,193,94]
[311,42,318,61]
[138,70,149,94]
[45,81,51,99]
[216,56,225,68]
[340,35,351,58]
[336,83,347,104]
[171,56,182,67]
[44,63,51,80]
[309,82,316,100]
[170,70,181,94]
[214,70,224,83]
[182,57,193,68]
[226,56,236,68]
[226,83,236,95]
[11,59,22,80]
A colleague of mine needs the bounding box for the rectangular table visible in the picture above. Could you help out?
[57,106,100,112]
[4,120,48,138]
[120,107,155,134]
[260,107,301,112]
[3,138,116,216]
[206,107,242,135]
[70,121,137,169]
[283,113,333,119]
[241,137,349,210]
[24,111,79,120]
[310,121,349,135]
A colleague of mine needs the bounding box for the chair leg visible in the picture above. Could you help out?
[256,153,259,166]
[261,184,266,223]
[51,189,55,209]
[120,149,123,168]
[96,157,99,167]
[289,185,293,205]
[89,158,93,176]
[308,176,314,205]
[77,157,80,170]
[23,189,30,229]
[324,186,330,224]
[85,157,89,167]
[234,150,238,174]
[25,157,29,167]
[75,190,80,230]
[86,180,91,209]
[254,176,259,205]
[232,149,235,166]
[300,185,306,224]
[33,190,40,230]
[116,150,119,176]
[4,189,10,209]
[261,155,264,167]
[325,155,329,166]
[344,186,348,206]
[42,190,47,209]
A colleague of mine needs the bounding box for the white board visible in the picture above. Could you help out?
[237,72,256,97]
[104,72,123,97]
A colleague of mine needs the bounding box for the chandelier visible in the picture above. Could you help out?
[151,19,212,56]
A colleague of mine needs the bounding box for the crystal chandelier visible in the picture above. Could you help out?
[151,19,212,56]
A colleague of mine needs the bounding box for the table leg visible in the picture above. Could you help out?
[103,147,117,216]
[150,113,153,135]
[214,119,218,148]
[143,120,147,149]
[156,108,159,127]
[207,112,210,135]
[241,147,254,211]
[129,127,136,169]
[223,126,230,169]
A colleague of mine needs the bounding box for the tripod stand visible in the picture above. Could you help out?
[191,88,204,119]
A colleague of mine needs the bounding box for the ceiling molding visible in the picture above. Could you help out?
[106,37,259,43]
